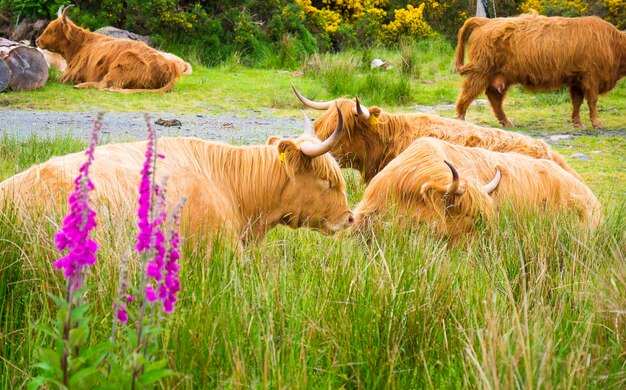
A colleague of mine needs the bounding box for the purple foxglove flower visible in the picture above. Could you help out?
[117,308,128,324]
[54,114,102,289]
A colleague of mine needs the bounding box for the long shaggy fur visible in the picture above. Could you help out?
[313,99,579,182]
[36,15,182,93]
[455,12,626,128]
[354,137,602,237]
[0,137,351,247]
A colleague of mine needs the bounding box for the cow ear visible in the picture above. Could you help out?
[266,136,281,145]
[277,140,309,175]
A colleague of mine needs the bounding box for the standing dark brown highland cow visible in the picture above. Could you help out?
[36,6,181,93]
[455,12,626,128]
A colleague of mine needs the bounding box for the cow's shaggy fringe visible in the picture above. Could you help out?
[36,12,181,93]
[354,137,601,237]
[454,12,626,127]
[313,99,578,182]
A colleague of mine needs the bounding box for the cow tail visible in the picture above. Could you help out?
[455,17,488,73]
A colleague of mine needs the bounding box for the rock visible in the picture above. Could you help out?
[155,118,182,127]
[412,104,436,113]
[549,134,572,141]
[371,58,392,70]
[590,150,605,155]
[94,26,152,46]
[9,19,48,44]
[570,153,591,161]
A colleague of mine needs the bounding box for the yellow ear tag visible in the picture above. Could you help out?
[370,116,379,125]
[279,152,286,164]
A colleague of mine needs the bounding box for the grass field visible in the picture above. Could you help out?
[0,39,625,388]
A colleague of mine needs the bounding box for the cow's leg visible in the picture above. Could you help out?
[569,85,584,128]
[74,82,102,89]
[485,86,513,127]
[585,90,603,129]
[456,76,487,121]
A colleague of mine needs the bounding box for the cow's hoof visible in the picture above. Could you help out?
[500,120,514,127]
[591,119,603,129]
[572,121,584,128]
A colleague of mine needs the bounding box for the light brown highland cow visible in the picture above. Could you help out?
[455,12,626,128]
[36,6,181,93]
[292,84,580,183]
[353,137,602,238]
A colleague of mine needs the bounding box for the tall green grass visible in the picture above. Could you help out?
[302,38,457,106]
[0,136,624,388]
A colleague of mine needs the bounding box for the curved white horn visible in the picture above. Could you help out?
[444,160,465,196]
[57,5,65,18]
[300,104,344,157]
[61,4,74,21]
[301,110,314,136]
[484,168,501,194]
[291,82,333,110]
[354,96,370,121]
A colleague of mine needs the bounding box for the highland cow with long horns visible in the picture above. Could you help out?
[291,84,580,183]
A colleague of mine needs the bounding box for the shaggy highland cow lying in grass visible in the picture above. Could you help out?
[36,6,182,93]
[353,137,601,237]
[291,84,580,182]
[0,112,354,248]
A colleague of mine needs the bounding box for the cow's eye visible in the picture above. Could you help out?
[325,180,333,189]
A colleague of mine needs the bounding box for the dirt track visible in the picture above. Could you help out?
[1,109,624,146]
[0,109,305,144]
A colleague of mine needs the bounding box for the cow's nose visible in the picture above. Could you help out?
[35,39,40,47]
[347,213,354,225]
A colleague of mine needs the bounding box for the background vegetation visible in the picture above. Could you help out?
[1,0,625,66]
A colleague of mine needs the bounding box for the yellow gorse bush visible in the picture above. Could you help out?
[298,0,342,33]
[603,0,626,29]
[383,4,434,44]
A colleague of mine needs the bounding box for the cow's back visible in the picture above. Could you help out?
[62,35,180,89]
[466,14,623,89]
[398,113,580,179]
[0,138,237,237]
[412,138,602,227]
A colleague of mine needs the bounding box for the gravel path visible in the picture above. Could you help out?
[1,109,624,146]
[0,109,306,144]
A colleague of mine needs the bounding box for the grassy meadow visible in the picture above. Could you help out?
[0,39,625,388]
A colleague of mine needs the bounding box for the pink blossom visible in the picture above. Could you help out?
[54,114,102,289]
[116,308,128,323]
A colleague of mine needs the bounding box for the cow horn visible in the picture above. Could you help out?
[444,160,465,196]
[299,104,344,157]
[61,4,74,21]
[291,82,333,110]
[484,168,501,194]
[354,97,370,121]
[301,110,314,136]
[57,5,64,18]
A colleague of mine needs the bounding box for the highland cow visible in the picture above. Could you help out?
[0,111,353,247]
[354,137,601,237]
[291,84,580,182]
[35,6,181,92]
[455,12,626,128]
